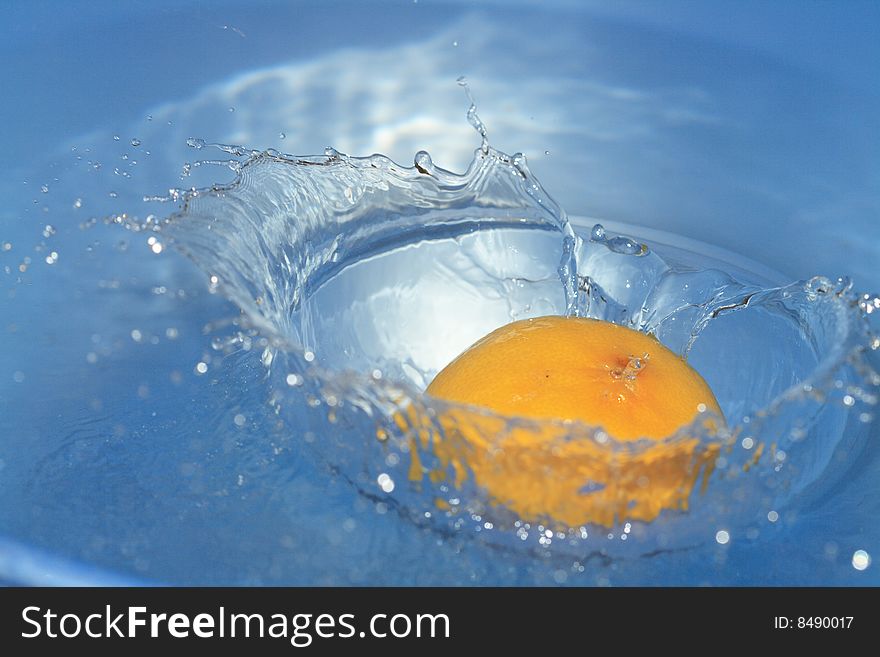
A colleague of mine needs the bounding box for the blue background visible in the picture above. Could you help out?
[0,0,877,584]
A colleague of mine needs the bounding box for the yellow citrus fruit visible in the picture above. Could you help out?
[414,316,723,527]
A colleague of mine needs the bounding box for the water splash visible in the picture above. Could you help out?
[457,77,489,155]
[149,105,878,559]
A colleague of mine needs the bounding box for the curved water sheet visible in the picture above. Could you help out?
[162,130,879,562]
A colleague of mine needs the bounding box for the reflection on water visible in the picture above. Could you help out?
[1,6,879,585]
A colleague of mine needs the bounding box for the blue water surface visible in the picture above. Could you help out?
[0,0,877,585]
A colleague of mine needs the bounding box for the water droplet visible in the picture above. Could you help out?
[377,473,395,493]
[414,150,433,173]
[610,353,649,385]
[858,293,880,315]
[130,138,142,147]
[852,550,871,571]
[715,530,730,545]
[767,510,779,522]
[279,132,286,140]
[234,413,246,427]
[589,223,648,255]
